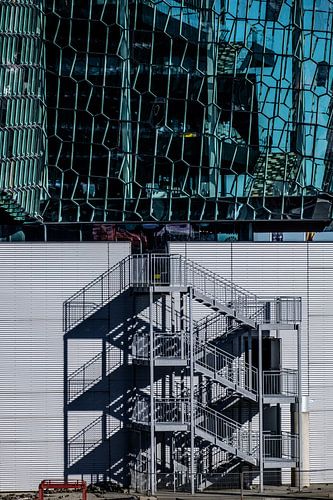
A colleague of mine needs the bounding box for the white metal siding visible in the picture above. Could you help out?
[0,242,130,491]
[307,245,333,477]
[169,242,333,481]
[2,241,333,488]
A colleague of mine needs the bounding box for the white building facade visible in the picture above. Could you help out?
[0,242,331,491]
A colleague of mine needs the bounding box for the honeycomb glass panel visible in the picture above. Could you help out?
[0,1,47,222]
[36,0,333,225]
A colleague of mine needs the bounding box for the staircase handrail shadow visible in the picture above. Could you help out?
[64,256,132,332]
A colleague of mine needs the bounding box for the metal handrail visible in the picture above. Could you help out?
[132,396,191,424]
[181,255,258,300]
[195,340,258,395]
[132,396,256,457]
[264,431,299,461]
[65,256,130,304]
[263,369,298,397]
[132,396,298,462]
[195,403,258,459]
[64,254,302,332]
[132,332,190,360]
[131,332,258,395]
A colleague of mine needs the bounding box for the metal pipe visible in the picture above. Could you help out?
[258,325,264,492]
[297,324,302,491]
[64,336,69,481]
[189,286,195,495]
[149,287,155,495]
[249,332,252,391]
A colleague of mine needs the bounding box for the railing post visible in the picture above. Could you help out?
[249,331,253,393]
[181,333,184,360]
[276,297,281,324]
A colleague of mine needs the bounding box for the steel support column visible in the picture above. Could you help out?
[189,287,195,495]
[248,331,253,454]
[258,325,264,492]
[149,287,155,495]
[64,336,68,481]
[297,324,302,490]
[248,331,252,391]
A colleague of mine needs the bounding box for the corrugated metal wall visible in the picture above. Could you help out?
[169,242,333,481]
[0,243,130,491]
[2,241,333,488]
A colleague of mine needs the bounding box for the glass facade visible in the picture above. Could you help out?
[0,0,47,222]
[41,0,333,227]
[2,0,333,236]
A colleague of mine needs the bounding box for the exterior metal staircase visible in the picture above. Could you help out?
[64,253,301,491]
[131,395,298,469]
[132,395,258,464]
[132,331,257,401]
[64,254,301,333]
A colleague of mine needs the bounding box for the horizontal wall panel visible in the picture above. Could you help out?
[168,242,333,480]
[169,242,232,281]
[308,270,333,313]
[0,242,130,491]
[3,241,333,488]
[232,243,308,297]
[308,244,333,268]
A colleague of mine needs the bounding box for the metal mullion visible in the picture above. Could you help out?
[26,126,32,157]
[8,2,14,32]
[14,96,20,126]
[0,38,4,64]
[12,127,19,159]
[0,130,4,162]
[22,36,27,65]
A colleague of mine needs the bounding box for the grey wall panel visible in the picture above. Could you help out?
[169,242,333,480]
[170,242,232,281]
[307,245,333,477]
[0,242,130,491]
[309,412,333,482]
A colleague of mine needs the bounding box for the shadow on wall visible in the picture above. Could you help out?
[63,290,153,487]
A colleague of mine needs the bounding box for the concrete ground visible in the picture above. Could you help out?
[2,485,333,500]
